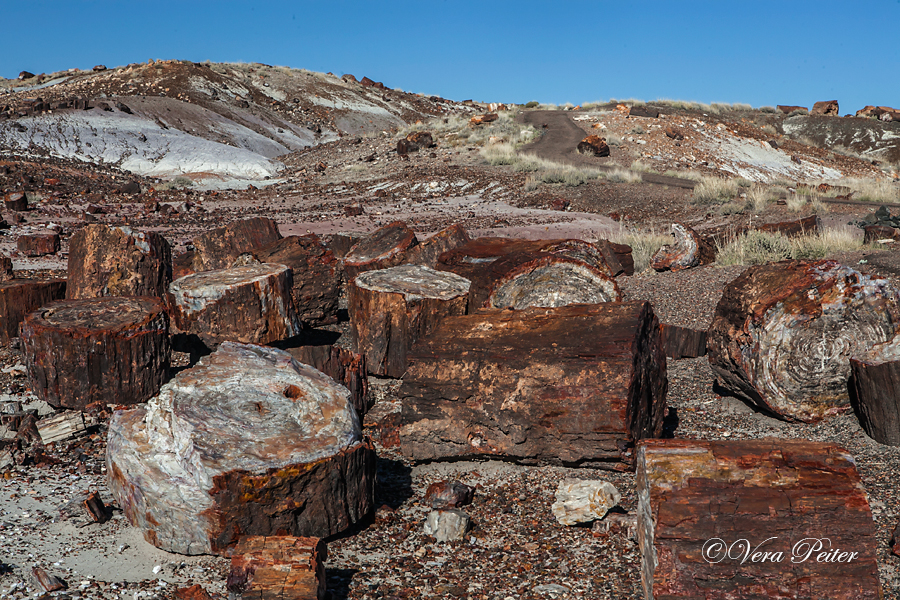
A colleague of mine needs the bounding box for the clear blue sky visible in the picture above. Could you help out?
[3,1,898,113]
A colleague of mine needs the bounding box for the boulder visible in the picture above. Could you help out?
[576,135,610,157]
[188,217,282,274]
[17,232,59,257]
[811,100,839,116]
[424,509,470,542]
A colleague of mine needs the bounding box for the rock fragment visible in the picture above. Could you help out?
[551,478,621,526]
[424,509,470,542]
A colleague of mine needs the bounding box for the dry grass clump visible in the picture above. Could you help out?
[481,144,603,186]
[401,111,539,149]
[843,178,900,203]
[606,168,642,183]
[716,228,862,266]
[609,228,671,273]
[693,176,740,205]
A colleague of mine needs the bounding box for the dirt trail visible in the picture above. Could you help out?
[520,110,696,189]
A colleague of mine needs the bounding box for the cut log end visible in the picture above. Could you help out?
[354,264,471,301]
[651,223,714,272]
[486,256,621,309]
[343,221,419,279]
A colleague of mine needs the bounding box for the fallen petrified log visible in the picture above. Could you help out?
[400,302,667,467]
[255,235,341,327]
[107,342,375,555]
[708,259,900,422]
[485,253,621,309]
[285,344,369,416]
[186,217,283,275]
[849,335,900,445]
[17,232,60,256]
[863,225,900,244]
[0,279,66,343]
[659,323,707,359]
[343,221,419,281]
[576,135,610,157]
[349,265,470,378]
[22,296,170,410]
[636,438,882,599]
[227,536,326,600]
[66,225,172,299]
[168,264,301,349]
[700,215,821,248]
[628,106,660,118]
[404,224,470,268]
[812,99,839,116]
[650,223,715,272]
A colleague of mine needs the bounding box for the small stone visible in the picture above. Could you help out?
[423,509,470,542]
[591,511,638,541]
[551,478,621,526]
[423,480,475,509]
[533,583,571,596]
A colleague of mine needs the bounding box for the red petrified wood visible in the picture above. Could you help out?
[404,224,471,269]
[17,232,60,257]
[400,302,667,468]
[184,217,283,275]
[285,344,369,416]
[650,223,715,272]
[342,221,419,281]
[637,438,882,599]
[0,279,66,342]
[227,536,326,600]
[849,334,900,445]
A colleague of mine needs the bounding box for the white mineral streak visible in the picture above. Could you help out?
[168,263,291,316]
[746,262,900,418]
[551,478,621,526]
[354,265,470,302]
[490,262,619,309]
[107,342,360,555]
[115,226,152,253]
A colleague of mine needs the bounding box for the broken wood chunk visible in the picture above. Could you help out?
[188,217,283,274]
[169,263,301,349]
[595,239,634,276]
[227,536,326,600]
[32,567,66,593]
[284,344,369,416]
[708,259,900,422]
[343,221,419,281]
[400,302,667,467]
[17,232,59,256]
[628,106,660,118]
[637,438,882,599]
[83,491,110,523]
[864,224,900,244]
[107,342,375,555]
[35,411,89,445]
[254,234,341,327]
[0,279,66,343]
[404,224,470,268]
[659,323,707,359]
[22,296,170,411]
[175,584,214,600]
[650,223,715,272]
[755,214,820,237]
[66,224,172,299]
[849,334,900,445]
[349,265,470,378]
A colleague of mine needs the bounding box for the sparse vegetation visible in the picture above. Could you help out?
[401,111,539,149]
[481,144,602,186]
[716,228,862,266]
[609,228,671,273]
[692,176,740,205]
[606,168,642,183]
[844,177,900,203]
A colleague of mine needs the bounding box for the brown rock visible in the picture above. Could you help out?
[174,584,213,600]
[576,135,610,157]
[637,438,882,599]
[863,224,900,244]
[116,181,141,195]
[227,536,326,600]
[628,106,660,118]
[777,105,808,114]
[849,334,900,445]
[403,224,470,269]
[190,217,282,274]
[424,480,475,509]
[399,302,667,467]
[17,232,59,256]
[22,296,170,410]
[708,260,900,422]
[664,126,685,140]
[406,131,434,148]
[659,323,707,359]
[0,255,12,282]
[66,225,172,299]
[396,139,419,155]
[469,113,499,126]
[650,223,715,272]
[811,99,839,116]
[0,279,66,343]
[343,221,419,281]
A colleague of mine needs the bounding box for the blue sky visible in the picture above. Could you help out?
[3,1,898,113]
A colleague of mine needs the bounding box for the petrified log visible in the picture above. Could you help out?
[636,438,882,599]
[864,224,900,244]
[0,279,65,343]
[812,99,839,116]
[576,135,610,157]
[437,237,622,307]
[255,235,341,327]
[17,232,60,256]
[66,224,172,299]
[756,214,820,237]
[650,223,715,272]
[400,302,667,467]
[659,323,707,359]
[83,491,110,523]
[285,345,369,416]
[349,265,470,378]
[35,411,89,445]
[485,254,621,309]
[189,217,282,274]
[849,335,900,445]
[708,259,900,423]
[227,536,326,600]
[168,264,301,349]
[628,106,660,118]
[404,224,470,268]
[0,255,12,281]
[4,192,27,211]
[343,221,419,281]
[107,342,375,555]
[596,239,634,276]
[22,296,170,410]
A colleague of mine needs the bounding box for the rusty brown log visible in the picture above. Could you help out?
[628,106,660,118]
[595,239,634,276]
[708,259,900,423]
[4,192,27,211]
[755,214,820,237]
[400,302,667,467]
[342,221,419,281]
[849,335,900,445]
[651,223,715,272]
[349,265,469,378]
[227,536,326,600]
[17,232,59,256]
[168,264,301,349]
[66,224,172,299]
[187,217,282,274]
[83,491,110,523]
[0,255,12,281]
[284,344,369,416]
[659,323,707,359]
[0,279,65,343]
[637,438,882,599]
[255,234,341,327]
[404,224,470,268]
[107,342,375,555]
[22,296,170,410]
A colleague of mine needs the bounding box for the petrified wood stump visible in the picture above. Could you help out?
[169,264,301,349]
[66,224,172,299]
[708,259,900,423]
[285,344,369,416]
[255,234,341,326]
[650,223,715,272]
[22,296,170,410]
[400,302,667,467]
[485,253,621,309]
[17,232,60,257]
[4,192,27,211]
[849,335,900,445]
[659,323,707,359]
[0,279,65,343]
[188,217,283,274]
[637,438,882,599]
[343,221,419,281]
[404,224,471,268]
[349,265,470,378]
[107,342,375,555]
[227,536,326,600]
